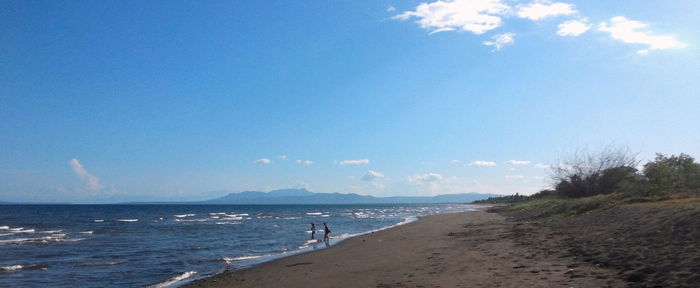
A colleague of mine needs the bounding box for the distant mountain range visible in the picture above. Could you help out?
[198,188,500,204]
[1,189,501,205]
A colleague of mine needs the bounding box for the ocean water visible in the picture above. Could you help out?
[0,203,475,287]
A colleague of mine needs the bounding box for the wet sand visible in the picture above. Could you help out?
[185,210,622,288]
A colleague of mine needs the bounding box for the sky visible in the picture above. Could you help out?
[1,0,699,203]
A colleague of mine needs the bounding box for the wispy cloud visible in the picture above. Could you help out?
[408,172,444,184]
[69,159,102,191]
[362,170,385,181]
[598,16,687,54]
[557,19,591,36]
[516,1,577,21]
[451,160,461,164]
[338,159,370,166]
[295,159,313,166]
[386,5,396,12]
[278,155,288,160]
[505,160,531,165]
[469,160,497,167]
[505,174,525,180]
[253,158,272,165]
[534,163,551,168]
[483,33,515,51]
[393,0,511,35]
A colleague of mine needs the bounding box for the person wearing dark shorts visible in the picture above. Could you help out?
[310,222,316,240]
[323,222,331,242]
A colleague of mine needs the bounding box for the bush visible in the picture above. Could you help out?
[644,153,700,195]
[551,147,639,198]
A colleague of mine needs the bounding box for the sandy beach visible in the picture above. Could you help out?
[185,209,624,288]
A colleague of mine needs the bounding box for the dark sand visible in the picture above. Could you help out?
[185,210,627,288]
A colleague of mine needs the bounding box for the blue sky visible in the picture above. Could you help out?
[1,0,698,203]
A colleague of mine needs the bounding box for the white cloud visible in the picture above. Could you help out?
[386,5,396,12]
[253,158,272,165]
[505,160,531,165]
[483,33,515,51]
[557,19,591,36]
[506,174,525,180]
[393,0,511,35]
[516,1,577,21]
[451,160,461,164]
[362,170,385,181]
[469,160,497,167]
[534,163,551,168]
[408,172,444,184]
[338,159,370,166]
[598,16,687,54]
[295,159,313,166]
[69,159,102,192]
[278,155,288,160]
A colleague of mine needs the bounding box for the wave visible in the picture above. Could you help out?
[175,218,210,222]
[0,235,85,246]
[93,219,104,223]
[40,230,63,234]
[174,214,195,218]
[149,271,197,288]
[116,219,138,222]
[214,222,241,225]
[75,261,123,267]
[79,231,94,234]
[0,226,9,230]
[305,212,323,215]
[0,263,48,272]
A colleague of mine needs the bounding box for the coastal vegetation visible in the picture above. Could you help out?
[475,149,700,219]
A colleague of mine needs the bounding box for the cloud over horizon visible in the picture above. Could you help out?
[338,159,370,166]
[362,170,385,181]
[408,173,444,184]
[253,158,272,165]
[469,160,497,167]
[296,159,313,166]
[69,158,102,192]
[506,160,531,165]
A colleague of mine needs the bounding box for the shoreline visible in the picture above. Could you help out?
[179,208,480,287]
[184,209,622,288]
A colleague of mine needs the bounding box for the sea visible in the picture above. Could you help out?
[0,203,476,287]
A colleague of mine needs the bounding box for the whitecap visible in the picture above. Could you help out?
[93,219,104,223]
[306,212,323,215]
[0,226,9,230]
[222,255,266,263]
[0,265,23,271]
[76,261,123,267]
[149,271,197,288]
[116,219,138,222]
[238,213,249,216]
[79,231,94,235]
[40,230,63,234]
[214,222,241,225]
[174,214,195,218]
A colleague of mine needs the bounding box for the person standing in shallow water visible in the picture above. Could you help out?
[323,222,331,242]
[310,222,316,240]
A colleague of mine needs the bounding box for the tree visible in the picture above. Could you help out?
[551,146,639,198]
[643,153,700,195]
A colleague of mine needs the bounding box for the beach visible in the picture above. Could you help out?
[185,209,623,288]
